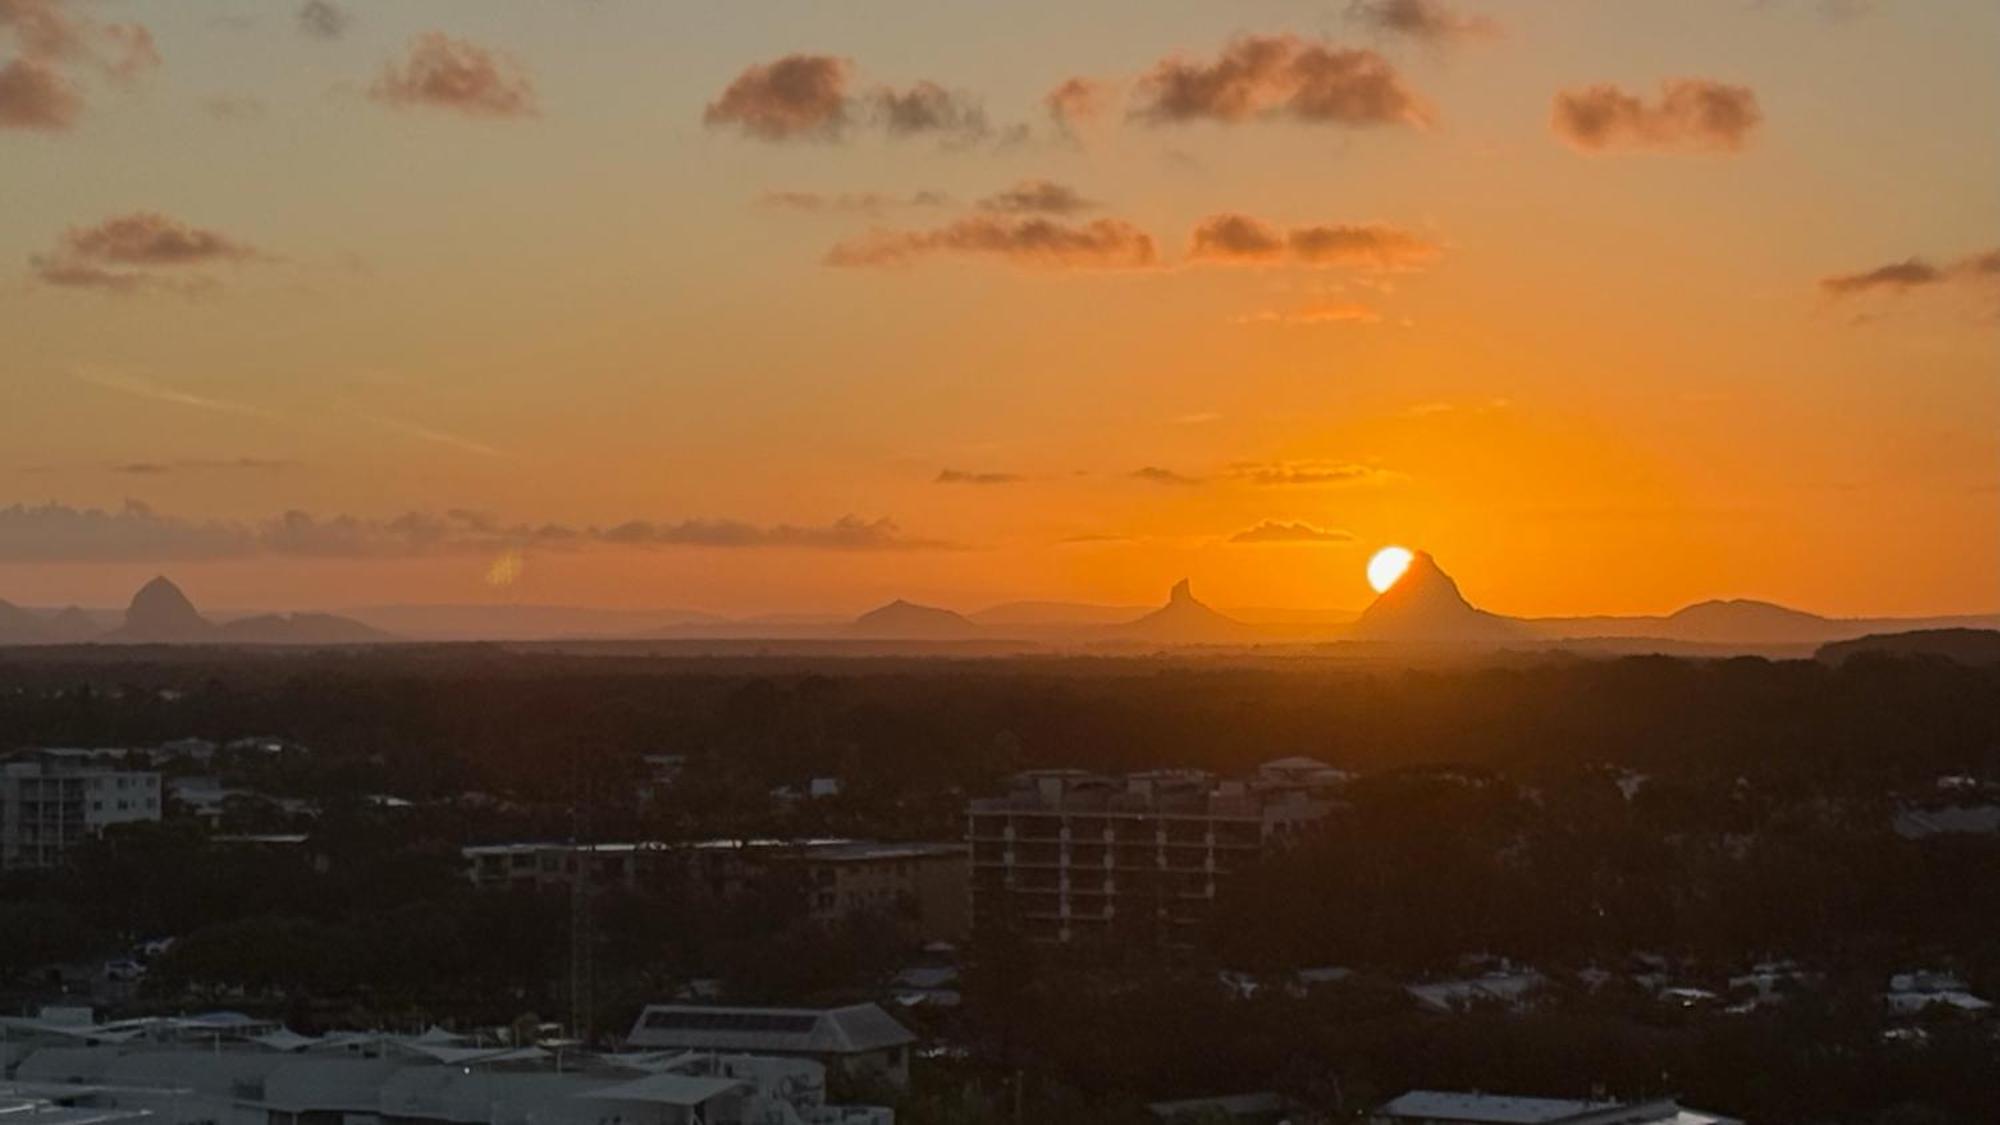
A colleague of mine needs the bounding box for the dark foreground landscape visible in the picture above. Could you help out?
[3,644,1996,1123]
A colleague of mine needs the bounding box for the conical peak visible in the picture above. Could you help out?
[1169,578,1195,605]
[1353,550,1519,642]
[131,575,196,611]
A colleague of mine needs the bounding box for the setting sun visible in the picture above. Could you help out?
[1368,546,1415,594]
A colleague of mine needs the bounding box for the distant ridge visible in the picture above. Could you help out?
[847,599,982,640]
[91,577,392,646]
[1818,628,2000,666]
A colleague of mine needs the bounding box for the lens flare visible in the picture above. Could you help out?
[1367,545,1414,593]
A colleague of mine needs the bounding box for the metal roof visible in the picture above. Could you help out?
[624,1003,914,1055]
[571,1074,744,1107]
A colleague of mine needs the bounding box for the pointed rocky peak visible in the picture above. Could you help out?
[1352,551,1523,644]
[1114,577,1256,643]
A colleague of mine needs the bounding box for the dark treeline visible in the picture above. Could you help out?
[2,647,1996,803]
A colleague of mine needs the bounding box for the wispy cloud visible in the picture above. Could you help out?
[351,413,504,458]
[825,215,1157,270]
[1130,466,1204,486]
[1227,459,1403,486]
[936,469,1025,485]
[370,32,537,119]
[1228,520,1356,544]
[1130,34,1432,129]
[112,458,293,475]
[1819,248,1998,296]
[74,370,280,420]
[0,502,954,562]
[1351,0,1500,44]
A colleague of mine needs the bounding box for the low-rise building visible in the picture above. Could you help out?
[1,750,162,870]
[624,1003,915,1089]
[1371,1090,1740,1125]
[965,761,1338,944]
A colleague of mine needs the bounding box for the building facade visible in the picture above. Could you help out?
[966,762,1340,944]
[1,751,162,871]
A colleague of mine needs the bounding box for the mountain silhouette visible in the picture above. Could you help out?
[105,576,216,643]
[216,612,394,645]
[847,599,983,640]
[1818,628,2000,666]
[1348,551,1525,644]
[1111,579,1260,644]
[0,598,53,644]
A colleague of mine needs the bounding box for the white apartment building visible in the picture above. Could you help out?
[1,750,162,871]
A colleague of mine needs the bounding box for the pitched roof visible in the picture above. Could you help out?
[572,1073,745,1106]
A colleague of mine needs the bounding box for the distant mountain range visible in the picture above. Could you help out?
[1,577,392,646]
[4,560,1996,654]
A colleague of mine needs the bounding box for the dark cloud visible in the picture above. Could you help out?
[976,179,1095,215]
[1228,520,1356,544]
[867,80,989,143]
[704,53,852,140]
[370,32,537,119]
[1552,79,1760,153]
[824,215,1157,270]
[0,56,77,130]
[1130,466,1204,486]
[1352,0,1499,43]
[1228,460,1399,486]
[759,190,949,214]
[0,502,951,562]
[936,470,1025,485]
[298,0,348,40]
[1131,35,1431,128]
[30,212,262,293]
[1188,213,1440,269]
[1819,248,2000,298]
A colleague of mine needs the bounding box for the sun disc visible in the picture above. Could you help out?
[1367,546,1414,593]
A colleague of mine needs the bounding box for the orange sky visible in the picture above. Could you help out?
[3,0,1996,617]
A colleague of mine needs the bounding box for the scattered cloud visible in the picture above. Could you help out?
[1236,300,1385,326]
[759,189,949,214]
[1228,520,1356,544]
[1552,79,1760,154]
[704,53,854,140]
[867,80,989,144]
[0,0,157,131]
[976,179,1095,215]
[1130,35,1431,129]
[30,212,264,293]
[0,502,952,562]
[825,215,1157,270]
[1188,213,1441,270]
[297,0,348,41]
[1819,249,1999,296]
[1130,466,1204,486]
[706,55,1000,147]
[1227,459,1402,486]
[936,469,1025,485]
[370,32,537,119]
[1045,76,1110,138]
[1351,0,1500,44]
[0,56,78,130]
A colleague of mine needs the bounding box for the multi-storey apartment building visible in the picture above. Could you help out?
[966,759,1343,944]
[0,750,163,870]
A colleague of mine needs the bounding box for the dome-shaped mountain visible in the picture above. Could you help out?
[1349,551,1525,644]
[106,576,216,643]
[847,598,982,640]
[1111,579,1260,644]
